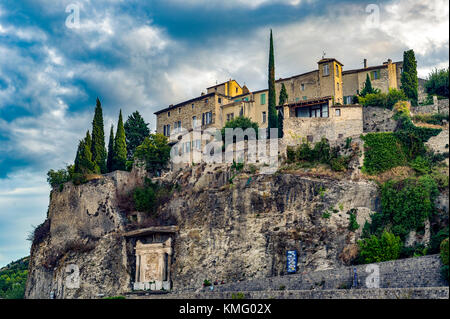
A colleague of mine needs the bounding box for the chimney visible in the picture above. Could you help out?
[364,59,367,68]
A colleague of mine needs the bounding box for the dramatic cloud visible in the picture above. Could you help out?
[0,0,448,267]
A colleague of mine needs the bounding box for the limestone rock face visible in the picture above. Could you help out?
[25,164,380,298]
[157,165,380,290]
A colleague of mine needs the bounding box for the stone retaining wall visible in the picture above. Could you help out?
[207,255,447,293]
[132,287,449,299]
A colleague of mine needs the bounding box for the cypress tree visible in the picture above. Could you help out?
[401,49,418,106]
[278,83,288,138]
[74,131,98,174]
[268,29,278,134]
[124,111,150,159]
[360,74,375,97]
[91,97,107,174]
[107,124,115,172]
[113,110,127,171]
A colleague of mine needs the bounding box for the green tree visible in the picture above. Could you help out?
[358,231,402,264]
[113,110,127,171]
[424,68,449,98]
[278,83,288,105]
[107,124,115,172]
[220,116,259,140]
[401,49,418,106]
[360,74,377,97]
[74,131,99,174]
[91,98,107,173]
[267,29,278,134]
[134,134,171,174]
[277,83,288,138]
[124,111,150,159]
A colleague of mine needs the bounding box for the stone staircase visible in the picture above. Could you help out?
[129,255,449,299]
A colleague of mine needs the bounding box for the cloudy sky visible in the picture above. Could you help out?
[0,0,448,267]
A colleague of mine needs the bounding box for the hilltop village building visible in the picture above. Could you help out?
[154,57,404,157]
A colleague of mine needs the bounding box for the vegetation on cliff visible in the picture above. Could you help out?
[0,257,28,299]
[425,67,449,98]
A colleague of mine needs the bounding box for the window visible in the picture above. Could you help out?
[262,111,267,123]
[301,84,305,91]
[344,96,353,105]
[192,103,195,109]
[226,113,234,122]
[167,111,170,118]
[194,139,202,150]
[236,87,238,93]
[163,124,171,136]
[336,64,339,76]
[202,111,212,125]
[323,64,329,76]
[218,98,222,104]
[371,70,379,80]
[178,108,181,114]
[338,134,344,139]
[192,116,197,127]
[321,104,329,118]
[184,142,191,153]
[335,109,341,117]
[296,108,309,118]
[337,82,340,91]
[174,120,181,131]
[303,96,307,100]
[260,93,266,105]
[296,97,300,102]
[205,99,208,104]
[307,135,313,143]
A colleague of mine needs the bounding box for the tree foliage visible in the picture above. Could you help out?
[358,231,402,264]
[401,49,418,106]
[112,110,127,171]
[278,83,288,138]
[124,111,150,160]
[0,257,28,299]
[360,73,378,97]
[267,29,278,132]
[358,88,406,109]
[74,131,99,174]
[91,98,107,173]
[107,125,115,173]
[220,116,259,140]
[134,134,171,174]
[424,67,449,98]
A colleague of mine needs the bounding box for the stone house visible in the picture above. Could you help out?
[153,56,405,162]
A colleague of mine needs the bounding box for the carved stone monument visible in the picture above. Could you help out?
[133,238,173,291]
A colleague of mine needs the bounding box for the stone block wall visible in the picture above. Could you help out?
[210,255,447,293]
[283,106,363,146]
[363,106,398,133]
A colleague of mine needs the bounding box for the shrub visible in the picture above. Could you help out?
[361,133,407,174]
[430,228,449,254]
[203,279,212,287]
[322,212,331,219]
[373,175,439,240]
[393,100,410,117]
[412,113,449,126]
[348,209,359,231]
[47,168,70,189]
[410,156,431,174]
[133,182,157,213]
[358,89,406,109]
[358,231,402,264]
[231,292,245,299]
[29,219,51,246]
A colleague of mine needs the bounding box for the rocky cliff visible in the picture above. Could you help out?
[25,163,381,298]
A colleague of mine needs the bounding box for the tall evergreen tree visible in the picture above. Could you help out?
[401,49,418,106]
[107,124,115,173]
[113,110,127,171]
[91,97,107,173]
[277,83,288,138]
[278,83,288,105]
[268,29,278,134]
[360,74,375,97]
[74,131,98,174]
[124,111,150,159]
